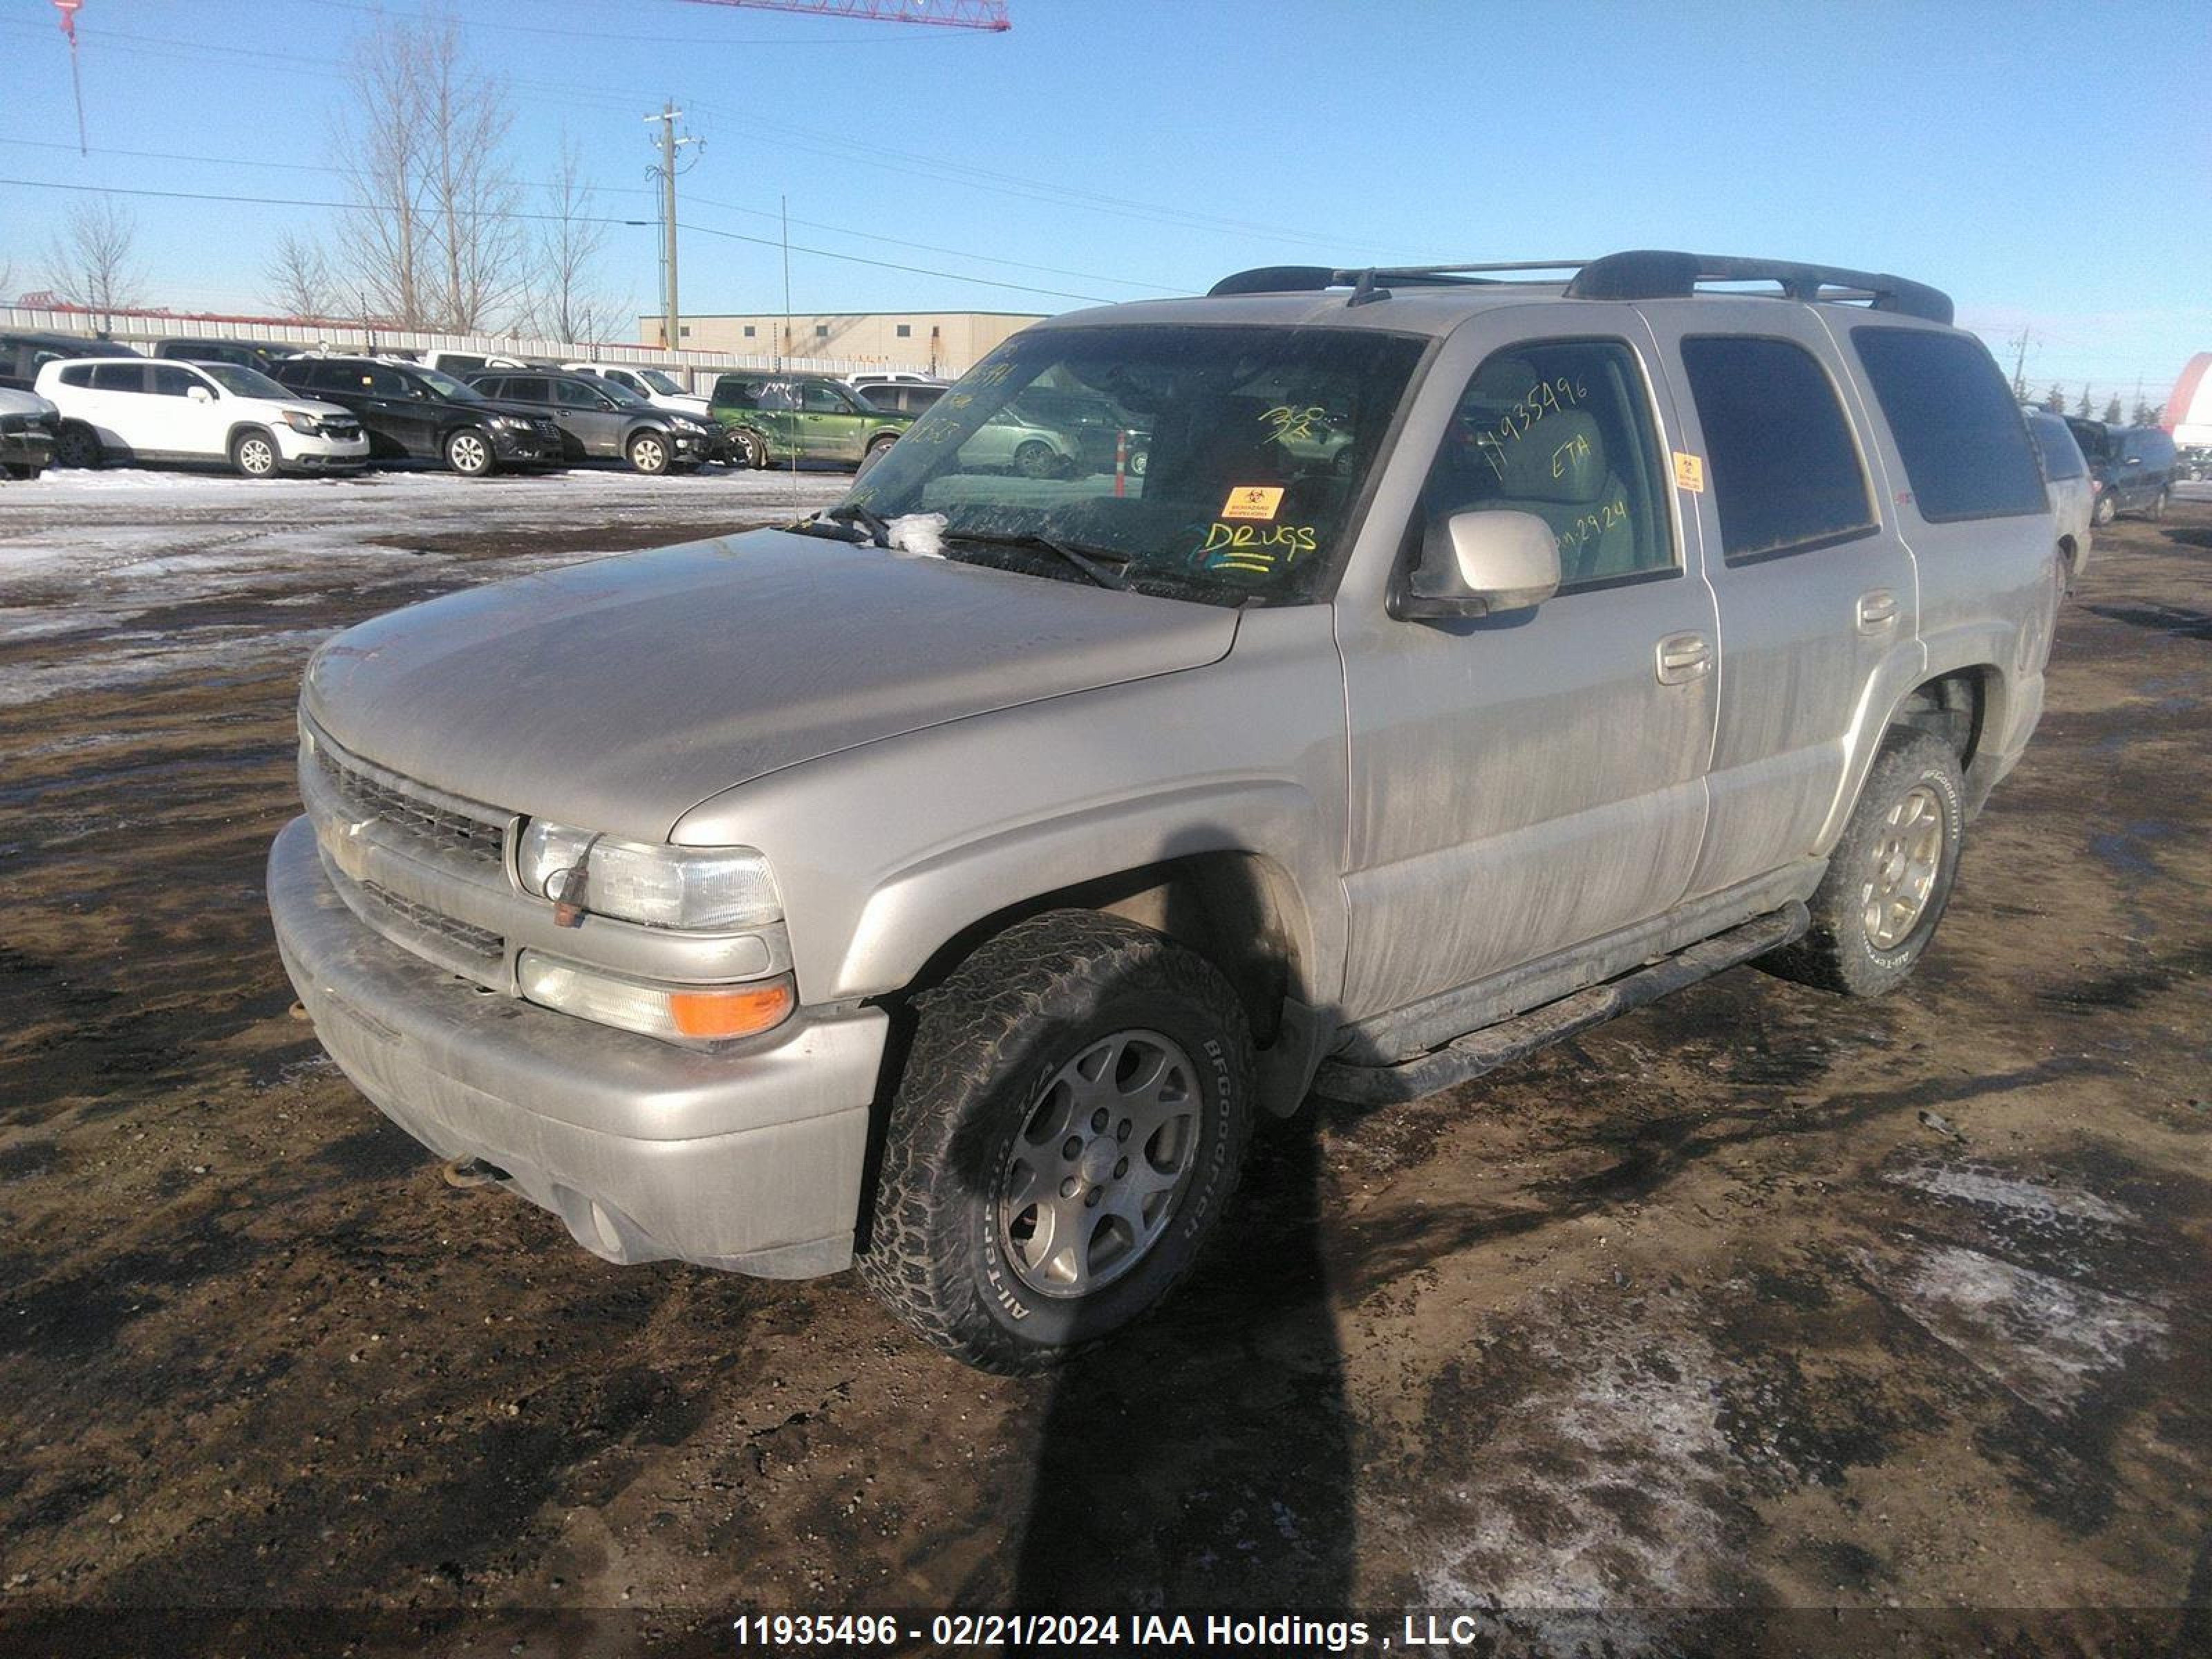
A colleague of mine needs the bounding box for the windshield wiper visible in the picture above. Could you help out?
[822,502,893,547]
[946,529,1132,591]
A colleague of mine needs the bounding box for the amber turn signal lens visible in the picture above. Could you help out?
[666,982,795,1040]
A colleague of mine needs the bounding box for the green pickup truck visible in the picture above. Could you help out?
[710,372,915,471]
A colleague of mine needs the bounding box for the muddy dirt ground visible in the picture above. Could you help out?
[1,471,2206,1657]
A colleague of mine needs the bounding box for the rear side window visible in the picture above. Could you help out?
[1852,328,2045,521]
[1680,336,1875,561]
[2025,414,2085,481]
[58,364,94,388]
[91,364,146,393]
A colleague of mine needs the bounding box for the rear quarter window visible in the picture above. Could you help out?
[2025,415,2085,481]
[1851,328,2046,521]
[1679,335,1875,562]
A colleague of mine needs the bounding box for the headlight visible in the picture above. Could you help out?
[517,821,781,930]
[281,409,323,434]
[518,952,794,1042]
[491,414,530,431]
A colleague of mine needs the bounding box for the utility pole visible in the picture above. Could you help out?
[2008,326,2035,401]
[646,102,703,350]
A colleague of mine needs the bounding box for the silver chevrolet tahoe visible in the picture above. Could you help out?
[269,251,2065,1371]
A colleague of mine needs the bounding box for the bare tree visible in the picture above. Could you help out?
[416,15,525,332]
[44,198,144,331]
[265,232,340,321]
[332,17,430,328]
[523,133,618,345]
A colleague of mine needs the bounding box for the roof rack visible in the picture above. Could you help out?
[1207,250,1953,325]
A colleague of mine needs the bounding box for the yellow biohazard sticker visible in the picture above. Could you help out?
[1672,452,1705,493]
[1221,485,1284,521]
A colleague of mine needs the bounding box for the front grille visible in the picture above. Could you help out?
[357,881,503,961]
[312,743,508,868]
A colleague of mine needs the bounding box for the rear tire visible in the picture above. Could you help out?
[2092,491,2116,527]
[857,911,1255,1374]
[2,463,44,481]
[444,427,494,477]
[732,429,767,469]
[857,433,899,478]
[230,428,280,479]
[1761,729,1965,997]
[53,423,102,470]
[2149,487,2169,522]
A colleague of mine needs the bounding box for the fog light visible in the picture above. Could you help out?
[517,951,794,1044]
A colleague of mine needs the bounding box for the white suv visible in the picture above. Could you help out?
[39,358,370,478]
[561,362,713,420]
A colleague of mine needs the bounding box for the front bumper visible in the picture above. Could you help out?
[274,428,370,471]
[488,426,561,465]
[267,815,883,1278]
[1,424,55,469]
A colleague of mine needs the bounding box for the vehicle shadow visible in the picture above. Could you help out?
[1009,1108,1354,1610]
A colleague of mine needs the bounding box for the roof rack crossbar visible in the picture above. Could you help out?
[1207,250,1953,324]
[1564,251,1953,324]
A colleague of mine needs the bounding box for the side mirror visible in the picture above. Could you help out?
[187,384,214,403]
[1394,509,1561,620]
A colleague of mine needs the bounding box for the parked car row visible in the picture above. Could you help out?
[2059,415,2178,525]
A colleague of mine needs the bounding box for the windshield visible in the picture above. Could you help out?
[411,366,483,402]
[635,368,684,395]
[841,326,1425,606]
[200,363,288,399]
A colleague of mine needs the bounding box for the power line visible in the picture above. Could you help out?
[0,139,1187,294]
[0,176,1129,303]
[0,16,1401,257]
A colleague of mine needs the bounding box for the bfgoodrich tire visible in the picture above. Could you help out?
[1762,729,1966,997]
[857,910,1255,1374]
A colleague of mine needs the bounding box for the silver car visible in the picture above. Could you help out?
[2023,408,2094,581]
[270,251,2065,1371]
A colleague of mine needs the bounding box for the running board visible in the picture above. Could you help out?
[1313,903,1810,1106]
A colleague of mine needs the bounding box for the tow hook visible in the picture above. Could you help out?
[440,1156,509,1190]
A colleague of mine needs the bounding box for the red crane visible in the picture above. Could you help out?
[675,0,1009,29]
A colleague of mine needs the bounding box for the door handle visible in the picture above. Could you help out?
[1656,632,1712,685]
[1857,589,1900,631]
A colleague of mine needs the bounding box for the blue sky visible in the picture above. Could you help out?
[2,0,2205,405]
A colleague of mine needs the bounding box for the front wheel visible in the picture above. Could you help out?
[53,423,102,470]
[444,427,494,477]
[857,911,1255,1374]
[627,430,671,475]
[1761,729,1965,997]
[231,429,280,479]
[2149,487,2169,522]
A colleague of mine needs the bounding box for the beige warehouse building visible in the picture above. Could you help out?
[642,311,1045,375]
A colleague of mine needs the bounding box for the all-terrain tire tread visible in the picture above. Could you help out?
[855,909,1252,1374]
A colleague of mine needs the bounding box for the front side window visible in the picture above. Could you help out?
[200,364,285,399]
[1416,338,1676,590]
[409,367,482,401]
[1852,328,2045,521]
[801,382,852,415]
[149,365,204,397]
[1680,335,1875,561]
[841,324,1426,607]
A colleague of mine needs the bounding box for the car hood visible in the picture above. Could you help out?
[302,527,1238,840]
